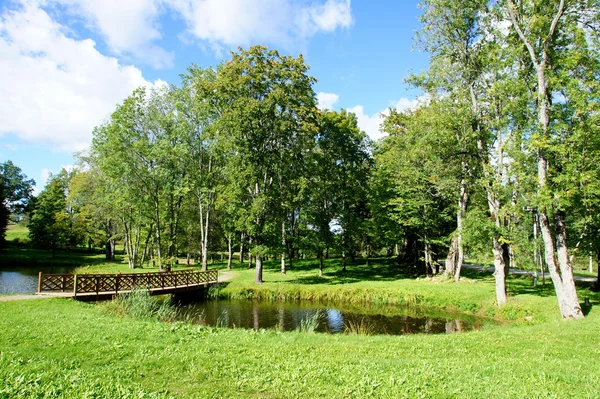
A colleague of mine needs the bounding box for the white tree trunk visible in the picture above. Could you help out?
[227,237,232,270]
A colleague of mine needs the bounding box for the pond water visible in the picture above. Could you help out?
[179,299,489,335]
[0,267,76,294]
[1,269,490,335]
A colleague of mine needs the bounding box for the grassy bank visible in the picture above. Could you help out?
[1,297,599,398]
[214,258,600,324]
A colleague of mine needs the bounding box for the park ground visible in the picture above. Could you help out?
[1,230,600,398]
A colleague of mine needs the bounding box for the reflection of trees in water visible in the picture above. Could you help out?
[445,320,462,333]
[253,304,259,330]
[183,300,478,335]
[278,305,285,332]
[425,318,434,334]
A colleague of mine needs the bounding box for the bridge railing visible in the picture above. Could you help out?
[38,269,218,296]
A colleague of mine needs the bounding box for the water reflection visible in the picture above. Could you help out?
[180,300,486,335]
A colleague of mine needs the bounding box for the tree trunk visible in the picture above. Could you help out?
[227,237,232,270]
[492,236,508,305]
[446,236,457,278]
[153,195,163,271]
[281,221,286,274]
[255,254,263,284]
[595,249,600,291]
[319,250,324,277]
[105,239,115,262]
[342,251,346,272]
[239,232,245,264]
[455,173,468,280]
[140,225,153,268]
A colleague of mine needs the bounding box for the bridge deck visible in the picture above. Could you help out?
[37,269,218,299]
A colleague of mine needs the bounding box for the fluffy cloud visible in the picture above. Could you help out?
[48,0,174,68]
[348,97,423,142]
[171,0,353,53]
[0,2,159,151]
[317,92,340,110]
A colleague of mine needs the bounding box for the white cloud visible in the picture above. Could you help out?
[0,2,160,151]
[171,0,353,53]
[47,0,174,68]
[348,97,423,141]
[299,0,353,34]
[36,168,52,194]
[317,92,339,110]
[1,144,17,151]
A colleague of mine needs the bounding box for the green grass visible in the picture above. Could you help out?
[2,251,600,397]
[1,297,600,398]
[5,224,29,242]
[214,257,578,323]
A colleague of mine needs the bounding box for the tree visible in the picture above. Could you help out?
[313,110,372,272]
[502,0,600,319]
[176,65,220,271]
[28,171,70,256]
[377,102,459,275]
[0,160,35,249]
[414,0,522,304]
[92,86,190,270]
[215,46,319,284]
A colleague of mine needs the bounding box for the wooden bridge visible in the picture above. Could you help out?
[37,269,219,299]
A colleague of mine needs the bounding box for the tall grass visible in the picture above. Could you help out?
[296,310,323,333]
[99,288,178,322]
[343,318,375,335]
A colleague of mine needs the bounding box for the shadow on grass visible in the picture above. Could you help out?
[0,247,111,269]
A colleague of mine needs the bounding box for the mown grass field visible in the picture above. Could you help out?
[1,291,600,398]
[1,249,600,397]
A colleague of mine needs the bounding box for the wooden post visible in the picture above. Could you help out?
[115,274,120,294]
[73,274,78,296]
[37,272,42,293]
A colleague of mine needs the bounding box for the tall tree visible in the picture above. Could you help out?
[28,171,70,257]
[0,161,35,250]
[215,46,319,284]
[503,0,599,319]
[177,65,221,270]
[415,0,517,303]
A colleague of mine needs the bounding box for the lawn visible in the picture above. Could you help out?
[5,224,28,242]
[1,251,600,398]
[1,293,599,398]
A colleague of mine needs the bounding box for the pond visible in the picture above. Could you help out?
[0,267,76,294]
[179,299,489,335]
[1,268,491,335]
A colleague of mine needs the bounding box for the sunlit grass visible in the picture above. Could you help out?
[1,298,600,398]
[5,224,28,242]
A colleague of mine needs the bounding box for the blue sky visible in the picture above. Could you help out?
[0,0,429,194]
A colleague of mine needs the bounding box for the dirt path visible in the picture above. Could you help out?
[0,294,46,301]
[461,264,597,283]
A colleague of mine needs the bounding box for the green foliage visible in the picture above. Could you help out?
[0,161,35,251]
[28,171,71,254]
